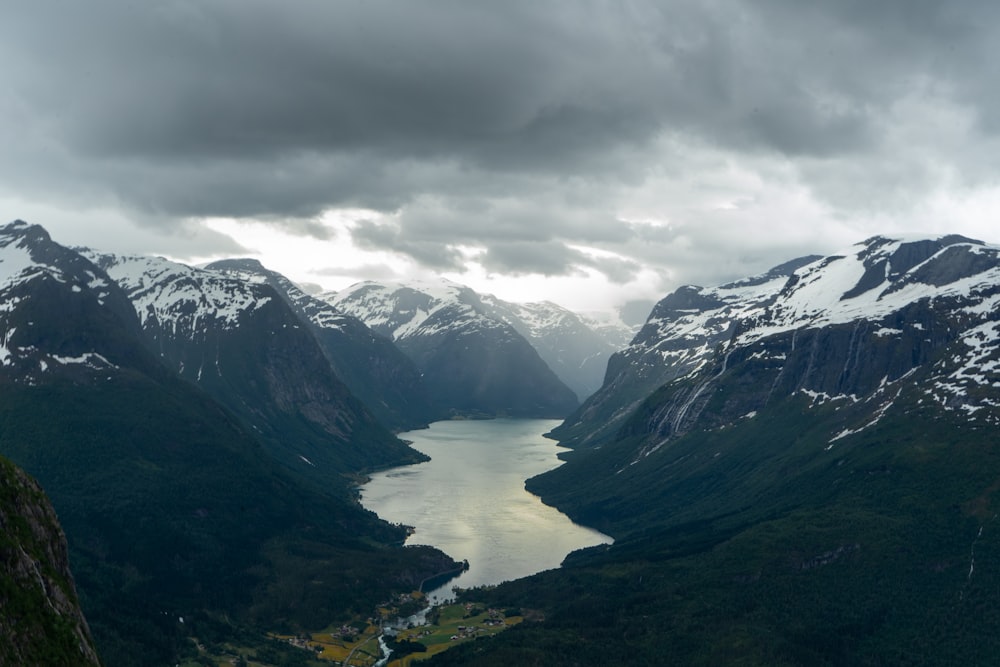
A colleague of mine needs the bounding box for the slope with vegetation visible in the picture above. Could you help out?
[0,221,458,667]
[425,235,1000,665]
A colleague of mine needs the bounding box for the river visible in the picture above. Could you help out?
[359,418,611,603]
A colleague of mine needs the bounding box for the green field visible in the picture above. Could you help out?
[387,603,523,665]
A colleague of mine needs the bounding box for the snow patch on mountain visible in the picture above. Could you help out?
[561,234,1000,451]
[207,259,353,332]
[81,251,272,331]
[323,278,499,341]
[0,222,69,289]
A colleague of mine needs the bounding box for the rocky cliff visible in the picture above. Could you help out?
[0,456,100,667]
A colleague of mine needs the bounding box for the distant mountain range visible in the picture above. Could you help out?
[325,279,581,416]
[427,234,1000,665]
[80,249,425,485]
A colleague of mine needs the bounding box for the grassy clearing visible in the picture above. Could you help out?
[270,623,383,665]
[386,603,523,665]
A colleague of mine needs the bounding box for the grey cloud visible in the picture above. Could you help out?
[388,195,634,246]
[479,241,588,277]
[352,219,464,271]
[586,255,643,284]
[346,194,642,281]
[6,2,963,204]
[313,263,403,282]
[4,1,1000,287]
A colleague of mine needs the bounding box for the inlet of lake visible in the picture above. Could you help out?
[358,418,612,603]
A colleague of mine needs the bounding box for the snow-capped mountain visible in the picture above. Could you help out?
[554,234,1000,450]
[82,249,422,477]
[324,279,580,418]
[0,221,154,383]
[205,258,435,430]
[579,308,640,352]
[478,296,623,401]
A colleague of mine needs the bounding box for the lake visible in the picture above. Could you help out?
[359,418,611,602]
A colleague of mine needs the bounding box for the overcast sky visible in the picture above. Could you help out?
[3,1,1000,314]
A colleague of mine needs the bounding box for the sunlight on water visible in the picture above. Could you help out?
[359,418,611,602]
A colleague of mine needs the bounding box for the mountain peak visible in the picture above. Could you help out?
[556,233,1000,448]
[327,278,581,417]
[205,257,266,272]
[1,219,51,246]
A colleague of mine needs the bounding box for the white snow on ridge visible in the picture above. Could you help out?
[0,226,68,291]
[82,251,272,330]
[325,278,492,341]
[634,237,1000,381]
[206,262,352,333]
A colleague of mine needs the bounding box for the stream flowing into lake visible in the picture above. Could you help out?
[359,418,611,603]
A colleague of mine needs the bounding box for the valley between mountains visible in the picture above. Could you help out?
[4,222,1000,665]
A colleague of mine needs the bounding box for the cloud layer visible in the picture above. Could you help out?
[4,1,1000,298]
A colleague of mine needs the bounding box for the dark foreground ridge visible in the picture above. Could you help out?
[0,455,100,667]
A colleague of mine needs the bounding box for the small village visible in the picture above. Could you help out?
[256,592,524,666]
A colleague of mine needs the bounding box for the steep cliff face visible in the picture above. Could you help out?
[0,456,100,667]
[81,250,423,481]
[536,234,1000,529]
[205,258,435,430]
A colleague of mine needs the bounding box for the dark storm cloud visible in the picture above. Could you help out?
[4,1,1000,281]
[352,218,465,271]
[480,241,588,277]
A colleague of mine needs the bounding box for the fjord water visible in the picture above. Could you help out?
[359,419,611,601]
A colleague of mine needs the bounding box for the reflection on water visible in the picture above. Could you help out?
[360,419,611,602]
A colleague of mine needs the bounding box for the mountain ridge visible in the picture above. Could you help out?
[324,278,581,418]
[81,249,424,484]
[205,257,436,430]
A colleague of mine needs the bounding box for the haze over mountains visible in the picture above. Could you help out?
[326,279,591,415]
[5,221,1000,665]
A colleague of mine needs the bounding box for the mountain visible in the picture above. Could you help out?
[204,258,434,431]
[549,253,823,448]
[0,222,457,666]
[579,306,641,352]
[0,455,100,667]
[324,279,579,418]
[426,235,1000,665]
[81,249,424,484]
[479,296,623,401]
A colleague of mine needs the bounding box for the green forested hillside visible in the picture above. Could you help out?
[428,394,1000,665]
[0,375,456,666]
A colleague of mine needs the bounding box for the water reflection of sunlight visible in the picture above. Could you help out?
[361,419,611,599]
